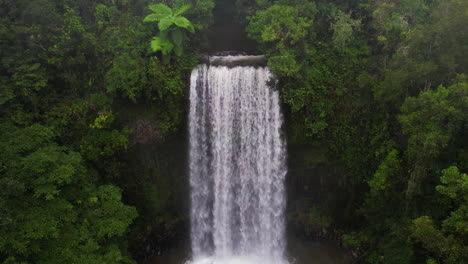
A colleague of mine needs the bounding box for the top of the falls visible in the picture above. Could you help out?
[199,53,267,67]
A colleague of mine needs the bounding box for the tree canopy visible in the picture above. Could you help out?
[0,0,466,263]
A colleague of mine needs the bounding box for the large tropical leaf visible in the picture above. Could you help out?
[143,14,161,22]
[143,3,195,59]
[171,29,184,46]
[175,4,191,16]
[159,17,175,31]
[174,16,191,29]
[149,4,172,18]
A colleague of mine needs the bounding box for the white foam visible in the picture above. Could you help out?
[186,254,288,264]
[188,61,287,263]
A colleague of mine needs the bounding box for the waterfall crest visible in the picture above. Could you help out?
[188,57,288,264]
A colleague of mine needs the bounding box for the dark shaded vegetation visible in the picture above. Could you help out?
[0,0,466,263]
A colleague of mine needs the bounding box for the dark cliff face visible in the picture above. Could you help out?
[286,144,347,238]
[117,104,190,262]
[204,0,258,53]
[124,134,189,262]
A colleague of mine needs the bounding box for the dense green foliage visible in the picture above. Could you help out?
[0,0,213,262]
[0,0,466,263]
[244,0,467,263]
[0,124,138,263]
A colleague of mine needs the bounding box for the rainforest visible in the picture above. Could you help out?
[0,0,467,264]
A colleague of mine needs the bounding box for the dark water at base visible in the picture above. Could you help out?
[146,236,352,264]
[287,238,352,264]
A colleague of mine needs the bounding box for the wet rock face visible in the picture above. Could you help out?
[129,119,162,145]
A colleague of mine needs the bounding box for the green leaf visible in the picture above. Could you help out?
[174,17,191,29]
[159,17,175,31]
[149,4,172,18]
[143,3,195,58]
[159,30,169,39]
[143,14,161,22]
[175,4,191,16]
[173,45,183,56]
[186,24,195,34]
[161,40,174,55]
[171,29,184,46]
[162,54,171,64]
[150,36,174,54]
[150,37,163,52]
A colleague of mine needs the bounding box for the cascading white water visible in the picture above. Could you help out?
[188,56,288,264]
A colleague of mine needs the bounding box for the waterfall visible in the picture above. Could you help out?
[188,56,288,264]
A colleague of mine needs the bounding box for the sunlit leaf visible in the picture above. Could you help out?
[174,17,191,29]
[149,4,172,18]
[175,4,191,16]
[159,17,175,31]
[161,40,174,55]
[150,37,163,52]
[143,14,160,22]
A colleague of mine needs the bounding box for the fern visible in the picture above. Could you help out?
[158,17,175,31]
[143,3,195,61]
[174,17,190,29]
[150,37,174,55]
[148,4,172,17]
[143,14,161,22]
[175,4,191,16]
